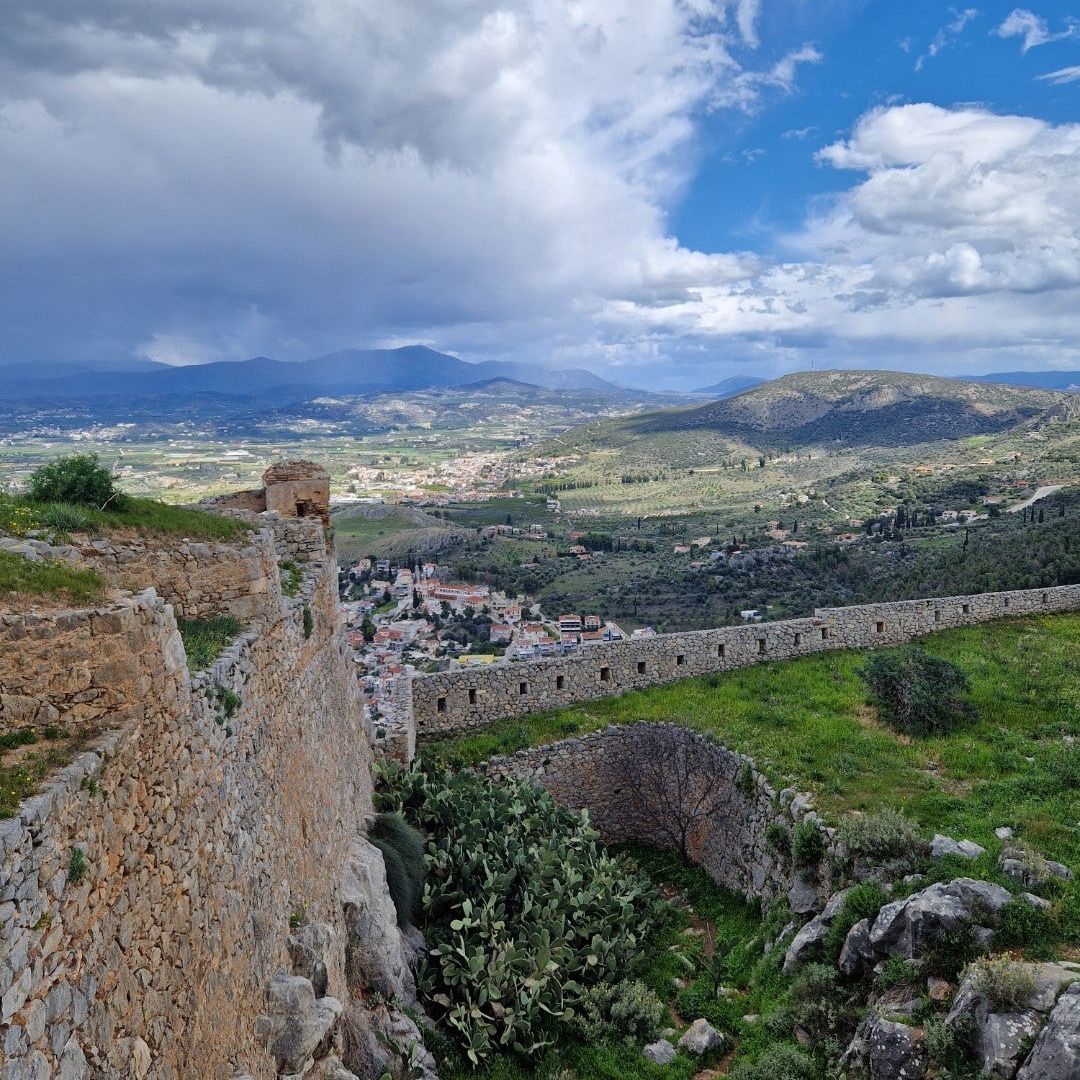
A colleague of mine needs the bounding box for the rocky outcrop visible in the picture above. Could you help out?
[259,974,342,1076]
[1001,845,1074,890]
[840,878,1011,975]
[841,1013,926,1080]
[1017,983,1080,1080]
[783,888,853,974]
[930,834,985,860]
[944,963,1080,1080]
[340,839,417,1003]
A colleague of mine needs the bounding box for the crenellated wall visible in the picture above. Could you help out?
[413,583,1080,735]
[480,723,832,912]
[0,518,380,1079]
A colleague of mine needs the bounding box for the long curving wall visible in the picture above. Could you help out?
[412,583,1080,735]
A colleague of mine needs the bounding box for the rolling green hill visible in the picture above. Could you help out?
[547,370,1074,460]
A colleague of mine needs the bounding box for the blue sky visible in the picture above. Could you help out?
[1,1,1079,388]
[675,1,1080,260]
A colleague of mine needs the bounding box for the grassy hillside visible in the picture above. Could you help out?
[332,503,471,563]
[429,613,1080,875]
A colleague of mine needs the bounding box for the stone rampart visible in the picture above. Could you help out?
[414,583,1080,735]
[70,532,278,622]
[0,524,377,1079]
[480,723,830,911]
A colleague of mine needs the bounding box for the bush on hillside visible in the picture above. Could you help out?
[368,812,425,928]
[822,883,889,959]
[27,454,125,510]
[833,809,929,876]
[862,647,975,736]
[568,979,665,1045]
[730,1044,817,1080]
[973,958,1037,1012]
[792,821,826,870]
[374,759,661,1065]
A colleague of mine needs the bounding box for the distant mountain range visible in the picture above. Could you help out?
[551,369,1080,460]
[692,375,766,397]
[0,346,619,402]
[964,370,1080,392]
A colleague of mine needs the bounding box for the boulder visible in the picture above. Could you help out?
[341,838,416,1002]
[842,1013,926,1080]
[1017,984,1080,1080]
[644,1039,677,1065]
[258,974,342,1076]
[841,878,1011,973]
[783,888,853,974]
[944,961,1079,1079]
[930,834,986,860]
[677,1018,725,1055]
[1001,846,1074,890]
[288,921,334,998]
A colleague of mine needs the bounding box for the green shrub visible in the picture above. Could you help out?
[178,616,243,672]
[833,809,929,875]
[924,1012,977,1072]
[765,820,791,856]
[27,454,125,510]
[376,761,660,1066]
[730,1044,817,1080]
[792,821,825,870]
[302,604,314,639]
[368,812,425,928]
[67,847,88,884]
[862,647,975,735]
[997,898,1059,954]
[973,958,1037,1011]
[783,962,859,1043]
[823,883,888,959]
[40,503,96,533]
[874,955,921,991]
[925,922,983,979]
[568,979,665,1045]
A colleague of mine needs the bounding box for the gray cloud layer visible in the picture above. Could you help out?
[1,1,1078,384]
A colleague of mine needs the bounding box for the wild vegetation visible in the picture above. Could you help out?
[0,550,106,606]
[375,761,664,1069]
[177,615,244,671]
[427,614,1080,900]
[417,612,1080,1078]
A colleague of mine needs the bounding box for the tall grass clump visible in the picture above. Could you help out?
[368,811,425,928]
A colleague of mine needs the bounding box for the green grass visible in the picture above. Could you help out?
[0,728,89,819]
[0,550,107,605]
[0,492,247,541]
[428,614,1080,873]
[177,615,244,671]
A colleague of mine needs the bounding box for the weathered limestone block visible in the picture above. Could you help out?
[340,840,416,1003]
[258,973,342,1076]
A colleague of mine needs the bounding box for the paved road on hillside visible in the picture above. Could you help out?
[1008,484,1065,513]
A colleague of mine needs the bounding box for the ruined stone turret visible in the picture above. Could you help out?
[262,460,331,527]
[208,459,332,527]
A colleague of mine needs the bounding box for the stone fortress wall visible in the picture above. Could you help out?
[0,512,386,1079]
[412,583,1080,736]
[481,722,831,914]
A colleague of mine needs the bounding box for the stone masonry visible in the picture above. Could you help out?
[481,723,830,911]
[0,515,379,1079]
[413,583,1080,735]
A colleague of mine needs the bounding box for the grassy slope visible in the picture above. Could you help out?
[0,550,106,606]
[428,614,1080,873]
[0,493,247,541]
